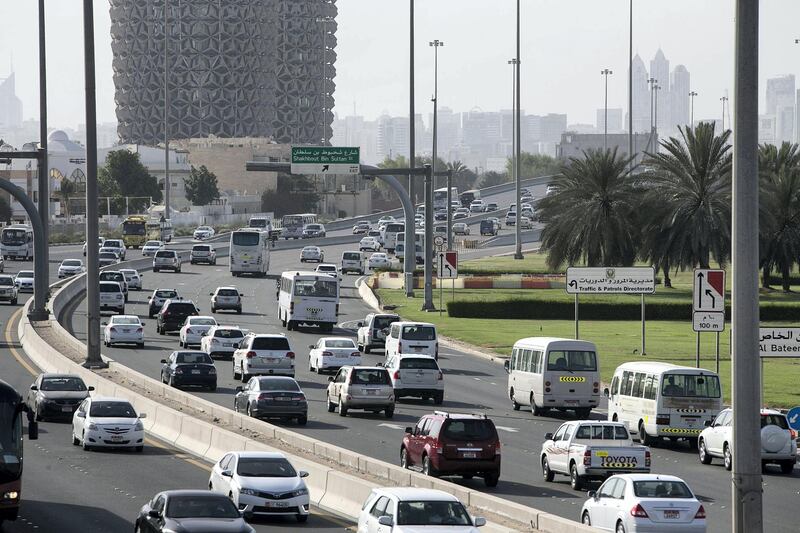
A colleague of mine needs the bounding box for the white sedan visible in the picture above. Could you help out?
[208,451,310,523]
[452,222,470,235]
[299,246,324,263]
[103,315,145,348]
[308,337,361,373]
[179,315,218,348]
[580,474,706,532]
[141,240,164,257]
[367,253,392,270]
[193,225,216,240]
[119,268,142,291]
[58,259,85,278]
[359,236,381,252]
[72,396,146,452]
[519,216,533,229]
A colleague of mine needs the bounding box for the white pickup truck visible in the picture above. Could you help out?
[356,313,400,354]
[541,421,651,490]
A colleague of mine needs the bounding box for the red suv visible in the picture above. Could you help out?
[400,411,501,487]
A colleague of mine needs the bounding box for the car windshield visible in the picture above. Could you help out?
[40,377,87,391]
[18,272,33,279]
[63,260,82,267]
[156,290,177,299]
[251,337,291,350]
[100,273,123,281]
[399,358,439,370]
[99,253,117,260]
[189,318,216,326]
[293,279,337,298]
[302,247,319,253]
[343,253,361,260]
[306,224,322,230]
[318,265,336,271]
[661,373,721,398]
[232,232,260,246]
[111,317,139,325]
[165,303,197,315]
[89,401,136,418]
[193,245,211,251]
[350,369,390,385]
[396,501,472,526]
[762,414,789,429]
[155,251,175,258]
[373,316,398,329]
[236,457,297,478]
[214,329,244,339]
[324,339,356,349]
[175,353,213,364]
[105,240,122,248]
[145,241,161,247]
[217,289,238,296]
[0,277,14,286]
[442,419,495,440]
[402,325,436,341]
[546,350,597,372]
[258,378,300,391]
[166,495,240,519]
[574,425,630,440]
[99,283,120,292]
[633,480,693,498]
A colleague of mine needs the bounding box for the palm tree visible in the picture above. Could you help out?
[641,122,732,271]
[537,148,639,269]
[58,178,76,218]
[759,142,800,291]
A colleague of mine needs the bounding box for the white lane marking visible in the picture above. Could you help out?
[495,426,519,433]
[378,423,406,431]
[473,377,481,381]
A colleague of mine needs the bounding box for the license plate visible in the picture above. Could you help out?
[122,329,130,333]
[565,400,578,404]
[267,502,288,508]
[413,346,422,352]
[664,510,680,519]
[266,358,278,364]
[365,389,378,395]
[61,406,73,412]
[191,369,201,374]
[224,343,233,347]
[110,435,123,442]
[275,396,291,401]
[462,452,477,459]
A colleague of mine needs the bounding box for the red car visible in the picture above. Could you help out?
[400,411,501,487]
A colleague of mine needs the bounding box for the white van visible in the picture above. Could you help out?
[606,362,722,446]
[341,251,364,275]
[503,337,600,417]
[278,271,339,332]
[381,222,405,254]
[384,321,438,359]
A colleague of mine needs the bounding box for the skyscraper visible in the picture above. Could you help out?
[110,0,337,145]
[670,65,690,131]
[0,72,23,130]
[650,49,671,135]
[629,54,650,134]
[766,75,795,144]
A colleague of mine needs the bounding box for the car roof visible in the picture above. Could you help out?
[161,489,230,498]
[88,396,132,403]
[393,321,436,327]
[154,288,177,292]
[610,473,687,483]
[319,336,355,342]
[110,315,140,320]
[187,315,215,321]
[249,333,286,337]
[396,354,436,359]
[39,373,83,379]
[514,337,596,350]
[232,451,288,459]
[215,286,238,290]
[760,408,786,416]
[374,487,459,502]
[99,280,120,286]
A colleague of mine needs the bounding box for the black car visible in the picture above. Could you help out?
[434,211,448,221]
[157,298,199,334]
[234,376,308,425]
[161,351,217,390]
[26,373,94,421]
[136,490,254,533]
[480,220,498,236]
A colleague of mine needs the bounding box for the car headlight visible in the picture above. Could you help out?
[292,488,309,497]
[87,422,98,430]
[240,488,258,496]
[134,420,144,431]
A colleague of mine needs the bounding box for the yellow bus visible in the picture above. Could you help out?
[121,215,149,248]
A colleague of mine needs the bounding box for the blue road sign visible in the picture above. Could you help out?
[786,407,800,431]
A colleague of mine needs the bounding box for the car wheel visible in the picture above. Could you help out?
[179,340,184,347]
[363,345,370,354]
[296,514,308,523]
[11,298,17,305]
[582,512,591,526]
[246,403,255,419]
[699,438,712,465]
[542,457,554,482]
[723,444,733,471]
[385,406,394,418]
[211,306,216,313]
[433,392,444,405]
[208,383,217,392]
[233,362,240,380]
[135,446,144,453]
[400,447,410,469]
[639,421,655,446]
[81,433,92,451]
[338,397,348,417]
[780,460,795,474]
[570,463,583,490]
[297,415,307,426]
[484,472,499,487]
[327,394,336,413]
[616,520,626,533]
[168,374,176,388]
[575,407,592,419]
[510,388,521,411]
[72,432,80,446]
[422,454,437,477]
[530,394,543,416]
[241,372,250,384]
[287,320,295,331]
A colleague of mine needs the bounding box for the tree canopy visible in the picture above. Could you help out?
[184,165,221,206]
[260,173,320,217]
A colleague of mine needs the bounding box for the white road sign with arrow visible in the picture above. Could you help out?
[692,269,726,332]
[437,251,458,279]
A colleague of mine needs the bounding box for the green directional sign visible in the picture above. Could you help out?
[290,146,360,175]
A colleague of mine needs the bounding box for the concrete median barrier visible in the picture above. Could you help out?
[319,470,375,519]
[538,513,598,533]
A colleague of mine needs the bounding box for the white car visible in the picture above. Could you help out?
[384,354,444,404]
[200,325,246,359]
[546,184,556,195]
[315,263,340,279]
[519,216,533,229]
[341,251,364,275]
[58,259,85,278]
[153,249,181,272]
[15,271,34,292]
[308,337,361,373]
[368,253,392,270]
[103,315,145,348]
[469,200,486,213]
[698,408,797,474]
[83,237,105,256]
[359,236,381,252]
[193,225,215,240]
[119,268,142,291]
[71,396,146,452]
[505,211,517,226]
[98,251,120,267]
[232,333,295,381]
[299,246,324,263]
[99,280,125,314]
[208,451,310,523]
[377,215,395,225]
[580,474,706,532]
[100,239,126,260]
[141,240,164,257]
[352,221,371,234]
[147,288,178,317]
[358,488,485,533]
[452,222,470,235]
[179,315,218,348]
[210,286,243,313]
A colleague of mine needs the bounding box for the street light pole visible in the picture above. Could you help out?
[720,96,729,131]
[648,77,657,131]
[601,69,613,150]
[164,0,170,221]
[628,0,633,167]
[316,16,333,146]
[405,0,415,297]
[689,91,698,128]
[508,58,517,201]
[654,83,661,140]
[513,0,523,260]
[423,39,443,312]
[38,0,49,260]
[731,1,761,531]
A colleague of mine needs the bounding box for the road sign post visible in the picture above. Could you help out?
[436,248,457,317]
[692,269,726,368]
[290,146,360,175]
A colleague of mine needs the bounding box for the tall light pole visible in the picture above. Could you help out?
[430,39,444,187]
[601,69,613,150]
[163,0,170,221]
[513,0,523,260]
[689,91,698,128]
[316,16,334,146]
[38,0,49,259]
[720,96,729,131]
[423,39,443,312]
[508,58,518,199]
[731,1,761,531]
[648,77,657,131]
[628,0,633,166]
[405,0,415,297]
[654,84,661,138]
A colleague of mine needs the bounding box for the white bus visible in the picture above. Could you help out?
[606,362,722,446]
[1,224,33,260]
[278,271,339,332]
[381,222,405,254]
[248,216,273,232]
[281,213,317,239]
[396,231,424,264]
[229,229,270,277]
[504,337,600,418]
[433,187,458,211]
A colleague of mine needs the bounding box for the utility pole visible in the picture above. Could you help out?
[601,69,613,150]
[508,58,518,211]
[316,16,333,145]
[648,77,657,131]
[689,91,698,128]
[405,0,416,297]
[513,0,523,260]
[163,0,170,221]
[654,84,661,139]
[423,39,443,311]
[720,96,729,131]
[628,0,633,167]
[731,1,761,531]
[38,0,49,258]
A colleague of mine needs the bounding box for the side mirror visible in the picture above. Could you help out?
[141,322,146,327]
[704,419,713,427]
[474,517,486,527]
[29,384,37,391]
[308,344,315,349]
[357,321,364,328]
[160,359,167,364]
[328,377,334,382]
[148,509,161,519]
[378,516,393,527]
[588,490,597,499]
[404,427,412,434]
[235,386,243,393]
[603,388,610,398]
[544,432,554,441]
[209,292,214,296]
[221,469,233,477]
[503,360,510,373]
[88,386,95,392]
[76,411,86,418]
[299,470,309,478]
[376,362,384,367]
[239,293,244,297]
[101,322,107,326]
[242,510,254,521]
[138,413,147,419]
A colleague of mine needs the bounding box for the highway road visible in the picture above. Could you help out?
[63,229,800,533]
[0,259,354,532]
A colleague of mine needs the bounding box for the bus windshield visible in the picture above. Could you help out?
[661,373,721,398]
[122,221,146,235]
[546,351,597,372]
[293,279,338,298]
[2,229,28,243]
[232,232,260,246]
[0,393,23,484]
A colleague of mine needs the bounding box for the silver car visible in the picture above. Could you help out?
[210,286,243,313]
[0,275,18,304]
[14,270,34,292]
[299,246,323,263]
[119,268,142,290]
[234,376,307,425]
[326,366,395,418]
[153,249,181,273]
[26,373,93,421]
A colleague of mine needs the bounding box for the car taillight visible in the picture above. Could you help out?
[656,414,670,425]
[593,381,599,393]
[695,505,706,519]
[322,351,333,357]
[246,351,257,359]
[175,368,184,374]
[186,328,194,334]
[645,450,651,467]
[583,449,591,466]
[630,504,649,518]
[335,304,339,315]
[545,381,551,387]
[287,351,295,359]
[350,351,360,357]
[208,367,216,374]
[437,370,443,381]
[258,393,270,400]
[393,370,401,380]
[211,338,219,344]
[435,342,439,357]
[290,395,304,401]
[791,429,798,440]
[136,328,143,333]
[494,441,501,455]
[109,327,117,333]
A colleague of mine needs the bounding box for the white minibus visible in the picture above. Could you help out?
[229,229,270,277]
[278,271,339,332]
[503,337,600,417]
[384,321,438,359]
[0,224,33,260]
[606,361,722,446]
[380,222,405,254]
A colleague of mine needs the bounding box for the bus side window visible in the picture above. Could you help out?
[522,350,532,372]
[632,372,645,397]
[511,348,519,371]
[643,374,655,400]
[620,371,634,396]
[610,375,619,396]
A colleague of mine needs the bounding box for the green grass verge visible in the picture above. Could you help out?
[377,288,800,408]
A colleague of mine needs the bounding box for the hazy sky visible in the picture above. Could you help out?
[1,0,799,131]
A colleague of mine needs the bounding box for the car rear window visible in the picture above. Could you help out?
[402,325,436,341]
[63,260,82,266]
[155,250,176,258]
[217,289,238,296]
[373,316,398,330]
[89,401,136,418]
[441,419,495,441]
[251,337,291,350]
[343,253,361,260]
[214,329,244,339]
[193,245,211,251]
[324,339,356,349]
[633,481,693,498]
[99,283,120,292]
[574,425,630,440]
[257,378,301,391]
[41,377,87,391]
[165,303,197,314]
[156,290,177,298]
[762,414,789,429]
[100,272,123,281]
[350,369,391,385]
[399,358,439,370]
[176,353,213,364]
[0,277,14,286]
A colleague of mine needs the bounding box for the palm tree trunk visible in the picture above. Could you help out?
[782,264,792,293]
[661,259,672,288]
[762,265,771,289]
